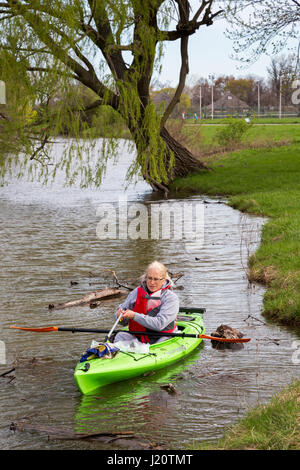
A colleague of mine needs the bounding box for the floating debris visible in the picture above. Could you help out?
[210,325,245,350]
[211,324,244,340]
[160,383,177,394]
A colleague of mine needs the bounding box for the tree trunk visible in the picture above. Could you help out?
[48,288,127,310]
[161,126,206,178]
[146,126,208,194]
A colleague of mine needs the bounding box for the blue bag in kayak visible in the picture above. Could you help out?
[80,342,119,362]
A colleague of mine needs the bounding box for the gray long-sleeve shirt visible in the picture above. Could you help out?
[115,279,179,332]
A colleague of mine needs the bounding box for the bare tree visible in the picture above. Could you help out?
[225,0,300,67]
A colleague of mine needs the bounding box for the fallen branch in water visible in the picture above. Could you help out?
[168,271,184,284]
[50,269,185,310]
[10,420,135,442]
[102,269,136,290]
[0,368,15,377]
[91,269,184,291]
[243,314,266,325]
[48,288,127,310]
[255,337,281,346]
[0,368,15,383]
[48,431,135,442]
[9,419,165,447]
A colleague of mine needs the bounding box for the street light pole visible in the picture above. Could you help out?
[279,76,282,119]
[208,74,215,120]
[211,84,214,120]
[199,85,202,119]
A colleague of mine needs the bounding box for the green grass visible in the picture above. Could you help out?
[171,142,300,325]
[183,123,300,154]
[191,380,300,450]
[174,125,300,451]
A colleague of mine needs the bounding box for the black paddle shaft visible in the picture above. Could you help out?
[57,327,202,339]
[57,307,206,337]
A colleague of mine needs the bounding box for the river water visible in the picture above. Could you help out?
[0,139,299,450]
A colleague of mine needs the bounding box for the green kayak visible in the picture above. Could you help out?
[74,308,205,395]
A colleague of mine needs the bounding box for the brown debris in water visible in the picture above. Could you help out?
[9,417,165,449]
[211,324,244,340]
[160,383,177,394]
[210,325,245,350]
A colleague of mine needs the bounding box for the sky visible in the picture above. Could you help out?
[155,14,292,88]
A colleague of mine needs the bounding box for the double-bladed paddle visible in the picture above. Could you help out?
[10,325,251,343]
[106,312,124,341]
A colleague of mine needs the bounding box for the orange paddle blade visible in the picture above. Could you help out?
[200,334,251,343]
[10,326,58,332]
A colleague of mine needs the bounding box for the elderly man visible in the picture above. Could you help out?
[113,261,179,345]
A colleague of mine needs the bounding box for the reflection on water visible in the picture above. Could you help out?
[0,140,300,450]
[75,346,204,447]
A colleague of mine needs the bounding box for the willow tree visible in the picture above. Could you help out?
[0,0,223,191]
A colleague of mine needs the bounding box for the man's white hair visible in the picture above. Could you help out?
[145,261,173,286]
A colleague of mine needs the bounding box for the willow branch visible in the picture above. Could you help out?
[30,132,51,161]
[7,0,119,109]
[87,0,127,80]
[160,1,190,127]
[160,36,189,128]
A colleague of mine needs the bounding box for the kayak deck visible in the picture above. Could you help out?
[74,310,205,395]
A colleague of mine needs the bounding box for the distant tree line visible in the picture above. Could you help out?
[152,54,300,118]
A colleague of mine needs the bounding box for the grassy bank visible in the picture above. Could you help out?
[171,136,300,450]
[171,141,300,325]
[181,122,300,156]
[192,380,300,450]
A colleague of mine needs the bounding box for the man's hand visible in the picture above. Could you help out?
[120,309,135,320]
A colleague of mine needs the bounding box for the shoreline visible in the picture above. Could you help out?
[171,141,300,327]
[170,139,300,450]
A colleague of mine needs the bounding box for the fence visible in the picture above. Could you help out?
[183,110,300,120]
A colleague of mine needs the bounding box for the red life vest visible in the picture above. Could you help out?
[129,285,177,343]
